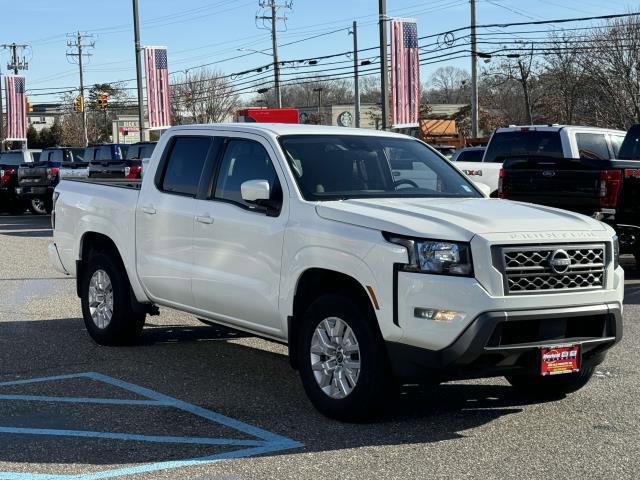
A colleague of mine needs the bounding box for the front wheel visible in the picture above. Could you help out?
[505,366,595,397]
[296,294,393,422]
[80,251,145,345]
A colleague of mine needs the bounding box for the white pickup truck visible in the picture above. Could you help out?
[49,124,623,421]
[455,125,627,196]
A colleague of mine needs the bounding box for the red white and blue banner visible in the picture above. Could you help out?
[390,19,420,128]
[144,46,172,129]
[4,75,27,140]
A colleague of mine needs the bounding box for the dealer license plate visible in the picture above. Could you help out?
[540,345,580,376]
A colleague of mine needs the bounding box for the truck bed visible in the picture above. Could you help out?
[53,178,142,280]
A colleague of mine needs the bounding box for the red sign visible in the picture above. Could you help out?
[540,345,580,376]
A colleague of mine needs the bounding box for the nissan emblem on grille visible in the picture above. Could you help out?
[498,244,606,294]
[549,249,571,274]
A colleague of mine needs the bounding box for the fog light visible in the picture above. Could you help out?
[414,308,465,322]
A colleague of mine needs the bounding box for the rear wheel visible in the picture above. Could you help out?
[296,294,393,422]
[80,251,145,345]
[506,366,595,397]
[28,197,51,215]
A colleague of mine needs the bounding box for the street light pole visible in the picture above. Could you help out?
[133,0,146,142]
[379,0,389,130]
[352,21,361,128]
[470,0,479,139]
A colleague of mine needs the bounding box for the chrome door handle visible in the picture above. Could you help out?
[195,215,214,224]
[141,205,156,215]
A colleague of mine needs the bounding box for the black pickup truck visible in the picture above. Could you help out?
[17,147,86,214]
[0,150,41,214]
[87,142,155,180]
[499,125,640,261]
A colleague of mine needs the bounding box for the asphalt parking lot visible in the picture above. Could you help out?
[0,214,638,479]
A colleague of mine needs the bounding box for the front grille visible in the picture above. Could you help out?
[498,244,606,294]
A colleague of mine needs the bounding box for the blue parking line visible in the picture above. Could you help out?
[0,372,303,479]
[0,426,266,447]
[0,395,160,406]
[85,372,299,445]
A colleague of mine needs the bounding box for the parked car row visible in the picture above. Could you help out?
[0,141,156,215]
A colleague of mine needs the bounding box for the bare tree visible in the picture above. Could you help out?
[579,15,640,129]
[172,68,240,124]
[427,66,470,104]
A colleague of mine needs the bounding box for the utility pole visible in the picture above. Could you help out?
[0,68,3,151]
[351,21,361,128]
[1,43,29,151]
[470,0,479,139]
[256,1,292,109]
[2,43,29,75]
[132,0,146,142]
[66,32,94,147]
[379,0,389,130]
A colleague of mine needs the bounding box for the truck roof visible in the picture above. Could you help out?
[497,125,625,134]
[167,123,410,139]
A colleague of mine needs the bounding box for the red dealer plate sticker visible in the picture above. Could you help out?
[540,345,580,376]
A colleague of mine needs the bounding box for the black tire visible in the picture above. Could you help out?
[506,366,595,397]
[80,251,145,345]
[28,197,50,215]
[296,294,394,422]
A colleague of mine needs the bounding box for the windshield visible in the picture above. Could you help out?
[0,151,30,166]
[279,135,481,201]
[485,130,563,163]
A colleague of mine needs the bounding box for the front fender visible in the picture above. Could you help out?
[281,245,400,342]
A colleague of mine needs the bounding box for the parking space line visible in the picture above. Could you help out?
[0,427,266,447]
[0,372,303,479]
[0,395,160,406]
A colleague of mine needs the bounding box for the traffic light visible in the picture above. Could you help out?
[74,95,84,113]
[95,93,108,111]
[25,97,33,113]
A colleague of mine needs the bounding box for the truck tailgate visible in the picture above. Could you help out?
[501,157,604,213]
[18,162,50,188]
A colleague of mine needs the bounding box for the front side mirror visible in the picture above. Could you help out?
[241,179,271,203]
[474,181,492,197]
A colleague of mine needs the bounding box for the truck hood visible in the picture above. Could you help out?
[315,198,606,241]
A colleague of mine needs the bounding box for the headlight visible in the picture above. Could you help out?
[385,234,473,276]
[613,235,620,269]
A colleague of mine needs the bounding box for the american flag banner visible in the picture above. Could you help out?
[144,47,172,129]
[4,75,27,140]
[390,19,420,128]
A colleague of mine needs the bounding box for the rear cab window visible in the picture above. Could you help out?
[484,130,563,163]
[455,149,484,162]
[0,152,29,166]
[159,137,213,196]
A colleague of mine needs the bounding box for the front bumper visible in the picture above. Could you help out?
[387,303,622,382]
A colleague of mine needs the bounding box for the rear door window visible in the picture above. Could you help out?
[484,131,563,163]
[576,133,610,160]
[160,137,213,196]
